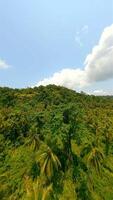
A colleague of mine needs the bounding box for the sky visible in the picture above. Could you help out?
[0,0,113,95]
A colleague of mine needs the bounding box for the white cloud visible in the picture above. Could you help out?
[81,25,89,33]
[75,25,89,47]
[37,68,87,90]
[75,36,83,47]
[85,24,113,82]
[88,89,113,96]
[36,24,113,91]
[0,59,10,69]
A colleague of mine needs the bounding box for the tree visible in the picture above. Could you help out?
[37,144,61,179]
[87,147,104,175]
[103,122,113,156]
[26,126,41,151]
[24,176,53,200]
[62,105,79,165]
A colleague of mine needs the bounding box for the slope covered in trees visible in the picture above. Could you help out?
[0,85,113,200]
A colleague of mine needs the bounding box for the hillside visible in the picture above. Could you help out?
[0,85,113,200]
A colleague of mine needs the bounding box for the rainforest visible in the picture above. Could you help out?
[0,85,113,200]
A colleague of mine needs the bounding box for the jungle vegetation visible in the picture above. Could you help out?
[0,85,113,200]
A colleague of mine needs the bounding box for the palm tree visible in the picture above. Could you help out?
[26,133,41,151]
[24,176,52,200]
[37,144,61,179]
[25,125,42,151]
[87,147,104,174]
[103,123,113,156]
[41,184,52,200]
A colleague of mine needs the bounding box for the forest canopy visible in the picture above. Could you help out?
[0,85,113,200]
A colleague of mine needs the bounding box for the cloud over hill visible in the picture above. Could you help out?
[37,24,113,90]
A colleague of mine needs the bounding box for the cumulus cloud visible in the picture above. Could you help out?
[36,24,113,90]
[88,89,113,96]
[37,68,87,90]
[0,59,10,69]
[85,24,113,82]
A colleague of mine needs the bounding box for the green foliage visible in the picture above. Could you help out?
[0,85,113,199]
[37,144,61,179]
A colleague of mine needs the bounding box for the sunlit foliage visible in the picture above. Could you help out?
[0,85,113,199]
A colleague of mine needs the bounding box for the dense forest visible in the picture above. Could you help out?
[0,85,113,200]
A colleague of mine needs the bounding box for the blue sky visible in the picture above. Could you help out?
[0,0,113,94]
